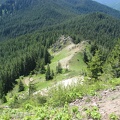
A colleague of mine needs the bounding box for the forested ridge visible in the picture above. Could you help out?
[0,0,120,100]
[0,31,58,97]
[0,12,120,98]
[53,12,120,48]
[0,0,120,40]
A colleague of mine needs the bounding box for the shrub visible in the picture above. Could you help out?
[86,107,101,120]
[1,95,7,103]
[109,113,119,120]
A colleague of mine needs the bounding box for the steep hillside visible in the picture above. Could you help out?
[0,0,120,119]
[50,12,120,48]
[0,12,120,96]
[1,0,120,17]
[0,0,120,40]
[0,38,120,119]
[0,0,73,40]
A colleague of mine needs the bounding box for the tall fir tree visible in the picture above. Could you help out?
[18,80,25,92]
[56,62,62,74]
[45,64,52,81]
[44,47,51,64]
[88,50,103,80]
[1,94,7,103]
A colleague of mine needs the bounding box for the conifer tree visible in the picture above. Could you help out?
[18,80,25,92]
[0,80,4,98]
[44,47,51,64]
[88,50,103,80]
[1,94,7,103]
[105,40,120,78]
[51,70,54,79]
[45,64,51,81]
[40,59,46,74]
[56,62,62,74]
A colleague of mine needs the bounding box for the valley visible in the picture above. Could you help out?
[0,0,120,119]
[0,36,120,119]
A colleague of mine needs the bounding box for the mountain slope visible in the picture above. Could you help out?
[1,0,120,17]
[50,12,120,48]
[0,0,120,97]
[0,12,120,95]
[94,0,120,11]
[0,0,120,40]
[0,0,120,118]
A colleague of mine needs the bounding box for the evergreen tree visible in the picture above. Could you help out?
[83,47,92,64]
[29,82,35,96]
[104,40,120,78]
[1,94,7,103]
[45,64,52,81]
[51,70,54,79]
[0,80,4,98]
[44,47,51,64]
[88,50,103,80]
[83,50,89,63]
[18,80,24,92]
[56,62,62,74]
[111,42,120,78]
[40,60,46,74]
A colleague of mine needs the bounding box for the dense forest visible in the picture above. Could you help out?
[0,31,58,97]
[0,0,120,101]
[0,0,120,40]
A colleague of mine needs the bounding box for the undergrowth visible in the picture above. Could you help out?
[1,78,120,119]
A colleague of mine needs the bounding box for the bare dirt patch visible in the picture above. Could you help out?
[33,76,84,96]
[70,86,120,120]
[52,35,87,69]
[55,76,84,87]
[59,41,86,69]
[24,77,33,86]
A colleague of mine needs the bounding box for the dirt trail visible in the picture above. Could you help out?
[70,86,120,120]
[59,41,86,69]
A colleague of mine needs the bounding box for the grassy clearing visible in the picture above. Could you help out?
[34,70,71,90]
[51,48,69,63]
[33,44,87,91]
[50,48,69,71]
[69,52,87,74]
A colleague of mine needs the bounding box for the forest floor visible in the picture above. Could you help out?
[70,86,120,120]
